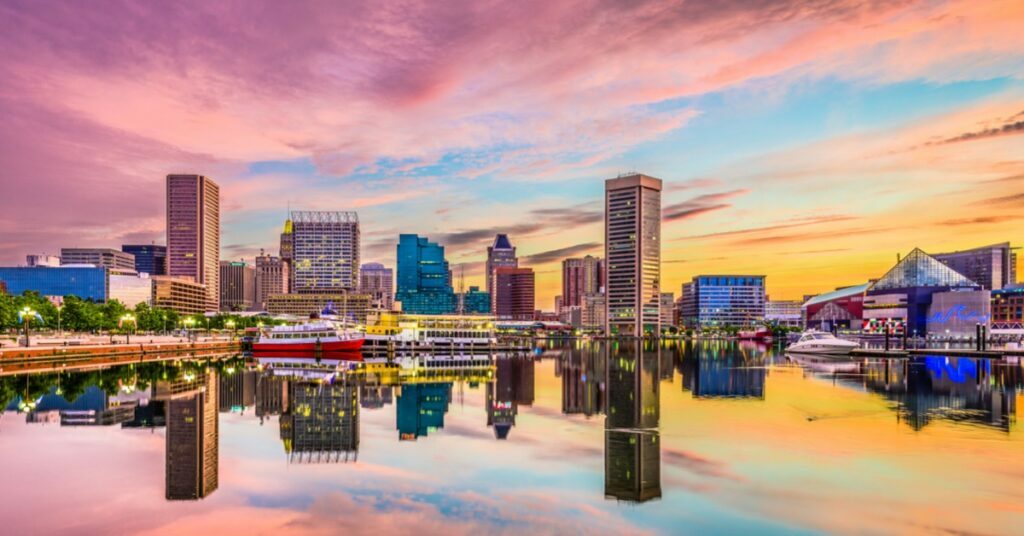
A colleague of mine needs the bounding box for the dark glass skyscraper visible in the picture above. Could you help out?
[486,234,518,306]
[121,244,167,275]
[395,234,455,314]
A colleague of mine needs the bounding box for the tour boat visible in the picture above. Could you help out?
[786,330,859,356]
[252,322,364,353]
[737,327,773,341]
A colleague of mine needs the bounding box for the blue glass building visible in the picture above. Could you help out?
[461,286,491,314]
[395,234,455,314]
[121,244,167,275]
[0,266,108,301]
[680,275,766,328]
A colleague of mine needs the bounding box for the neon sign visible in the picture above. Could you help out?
[927,304,990,325]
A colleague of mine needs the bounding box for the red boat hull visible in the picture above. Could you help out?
[251,339,364,353]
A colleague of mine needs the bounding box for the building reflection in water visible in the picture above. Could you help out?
[859,357,1019,432]
[678,341,766,399]
[396,383,452,441]
[218,369,257,414]
[156,369,219,501]
[558,343,606,418]
[486,356,535,439]
[604,340,661,503]
[279,376,359,463]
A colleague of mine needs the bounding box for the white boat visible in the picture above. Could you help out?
[786,330,859,356]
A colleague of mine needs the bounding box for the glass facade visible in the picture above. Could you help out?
[395,234,455,315]
[122,244,167,275]
[870,248,978,291]
[460,286,491,314]
[689,275,766,328]
[605,174,661,336]
[166,174,220,311]
[0,266,107,301]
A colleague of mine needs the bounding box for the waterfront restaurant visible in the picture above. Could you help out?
[863,248,985,338]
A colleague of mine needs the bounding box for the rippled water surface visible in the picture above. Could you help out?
[1,340,1021,535]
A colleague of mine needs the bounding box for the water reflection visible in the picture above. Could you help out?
[0,341,1021,532]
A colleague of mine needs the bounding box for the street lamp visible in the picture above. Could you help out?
[225,319,236,339]
[18,306,37,348]
[120,313,137,344]
[183,317,197,342]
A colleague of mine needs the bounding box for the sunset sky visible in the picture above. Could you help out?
[2,0,1023,306]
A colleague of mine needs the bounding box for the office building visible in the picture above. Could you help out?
[109,272,153,308]
[152,276,207,315]
[25,254,60,267]
[121,244,167,276]
[604,341,661,503]
[582,293,607,331]
[291,211,360,293]
[219,261,255,311]
[494,267,535,320]
[395,234,455,315]
[933,242,1017,290]
[60,248,136,272]
[605,173,662,336]
[265,293,372,324]
[160,370,219,501]
[166,174,220,311]
[659,292,675,328]
[0,266,107,301]
[863,248,981,336]
[679,275,766,328]
[562,255,603,308]
[255,252,288,311]
[280,216,294,292]
[765,300,803,328]
[458,286,491,314]
[486,234,518,302]
[359,262,394,310]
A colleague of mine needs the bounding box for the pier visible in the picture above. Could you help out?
[0,340,242,375]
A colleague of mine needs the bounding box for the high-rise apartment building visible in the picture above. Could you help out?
[486,234,518,306]
[659,292,675,328]
[359,262,394,310]
[219,261,255,311]
[605,173,662,336]
[494,267,535,320]
[121,244,167,275]
[933,242,1017,290]
[166,174,220,312]
[290,211,360,293]
[255,252,288,311]
[562,255,603,308]
[60,248,137,272]
[395,234,455,315]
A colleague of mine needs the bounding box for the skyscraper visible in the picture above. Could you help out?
[605,173,662,336]
[166,174,220,312]
[359,262,394,310]
[290,211,360,293]
[255,252,288,311]
[219,261,255,311]
[486,234,518,306]
[494,267,535,320]
[562,255,603,308]
[161,369,219,501]
[604,340,661,503]
[395,234,455,315]
[121,244,167,275]
[279,216,294,293]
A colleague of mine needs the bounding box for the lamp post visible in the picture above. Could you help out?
[18,306,37,348]
[183,317,196,342]
[162,313,167,334]
[225,319,236,340]
[120,313,136,345]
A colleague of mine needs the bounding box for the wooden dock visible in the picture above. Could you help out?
[0,341,242,375]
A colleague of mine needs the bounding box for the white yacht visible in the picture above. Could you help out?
[786,330,859,356]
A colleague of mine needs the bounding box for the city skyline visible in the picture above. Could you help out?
[2,1,1023,307]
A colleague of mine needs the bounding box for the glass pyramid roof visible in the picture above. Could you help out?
[869,248,979,291]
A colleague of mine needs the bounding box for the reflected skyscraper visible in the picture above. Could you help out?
[360,384,394,409]
[396,382,452,441]
[159,369,219,501]
[281,379,359,463]
[559,345,606,418]
[218,369,257,413]
[678,345,766,399]
[256,373,289,424]
[486,357,535,439]
[604,341,661,503]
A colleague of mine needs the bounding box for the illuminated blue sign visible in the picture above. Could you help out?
[927,304,989,325]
